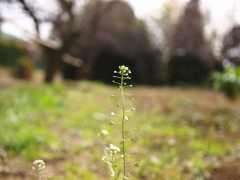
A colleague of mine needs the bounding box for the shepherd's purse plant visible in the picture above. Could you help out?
[102,65,138,180]
[31,159,46,180]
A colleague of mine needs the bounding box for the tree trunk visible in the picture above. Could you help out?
[41,45,63,83]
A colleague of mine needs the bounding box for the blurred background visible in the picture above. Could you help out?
[1,1,240,180]
[0,0,239,86]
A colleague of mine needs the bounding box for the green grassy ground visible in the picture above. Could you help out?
[0,81,240,180]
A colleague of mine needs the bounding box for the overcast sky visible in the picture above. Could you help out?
[0,0,240,41]
[127,0,240,33]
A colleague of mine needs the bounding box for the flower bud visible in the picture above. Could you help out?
[134,162,140,167]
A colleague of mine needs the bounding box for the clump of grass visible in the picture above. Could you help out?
[102,65,138,180]
[0,84,67,161]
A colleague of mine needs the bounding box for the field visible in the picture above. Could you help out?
[0,68,240,180]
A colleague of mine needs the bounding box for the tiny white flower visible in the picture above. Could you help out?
[33,160,45,167]
[109,144,120,152]
[102,156,106,161]
[168,138,175,146]
[111,112,115,116]
[32,159,46,170]
[100,129,109,136]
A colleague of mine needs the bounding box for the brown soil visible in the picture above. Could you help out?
[210,158,240,180]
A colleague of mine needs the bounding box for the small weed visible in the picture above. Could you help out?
[102,66,138,180]
[31,159,46,180]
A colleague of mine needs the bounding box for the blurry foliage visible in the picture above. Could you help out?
[212,64,240,99]
[0,38,26,66]
[222,25,240,65]
[168,54,212,85]
[157,0,181,47]
[172,0,204,55]
[75,0,159,84]
[157,0,226,86]
[157,0,220,85]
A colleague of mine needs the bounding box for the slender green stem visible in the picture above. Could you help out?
[120,73,126,177]
[37,170,41,180]
[112,155,117,180]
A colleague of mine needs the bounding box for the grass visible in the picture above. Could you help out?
[0,81,240,179]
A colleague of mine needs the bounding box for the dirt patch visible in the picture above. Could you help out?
[210,158,240,180]
[0,158,66,180]
[0,66,64,88]
[0,166,26,180]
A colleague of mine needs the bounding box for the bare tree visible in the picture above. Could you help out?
[1,0,159,84]
[222,25,240,65]
[1,0,83,83]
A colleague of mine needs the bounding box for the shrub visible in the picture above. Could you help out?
[212,63,240,99]
[168,54,211,85]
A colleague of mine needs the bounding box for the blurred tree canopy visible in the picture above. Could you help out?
[158,0,221,85]
[0,37,26,66]
[1,0,237,85]
[73,0,159,84]
[0,0,159,84]
[0,0,82,82]
[222,25,240,65]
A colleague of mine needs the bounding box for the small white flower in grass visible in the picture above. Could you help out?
[102,156,106,161]
[168,138,175,146]
[32,159,45,170]
[109,144,120,152]
[100,129,109,137]
[111,112,115,116]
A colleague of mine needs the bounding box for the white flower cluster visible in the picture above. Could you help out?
[118,65,131,75]
[102,144,121,177]
[100,129,109,137]
[32,159,46,170]
[114,65,131,77]
[109,144,120,153]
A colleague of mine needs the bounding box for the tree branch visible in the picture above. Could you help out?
[17,0,40,35]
